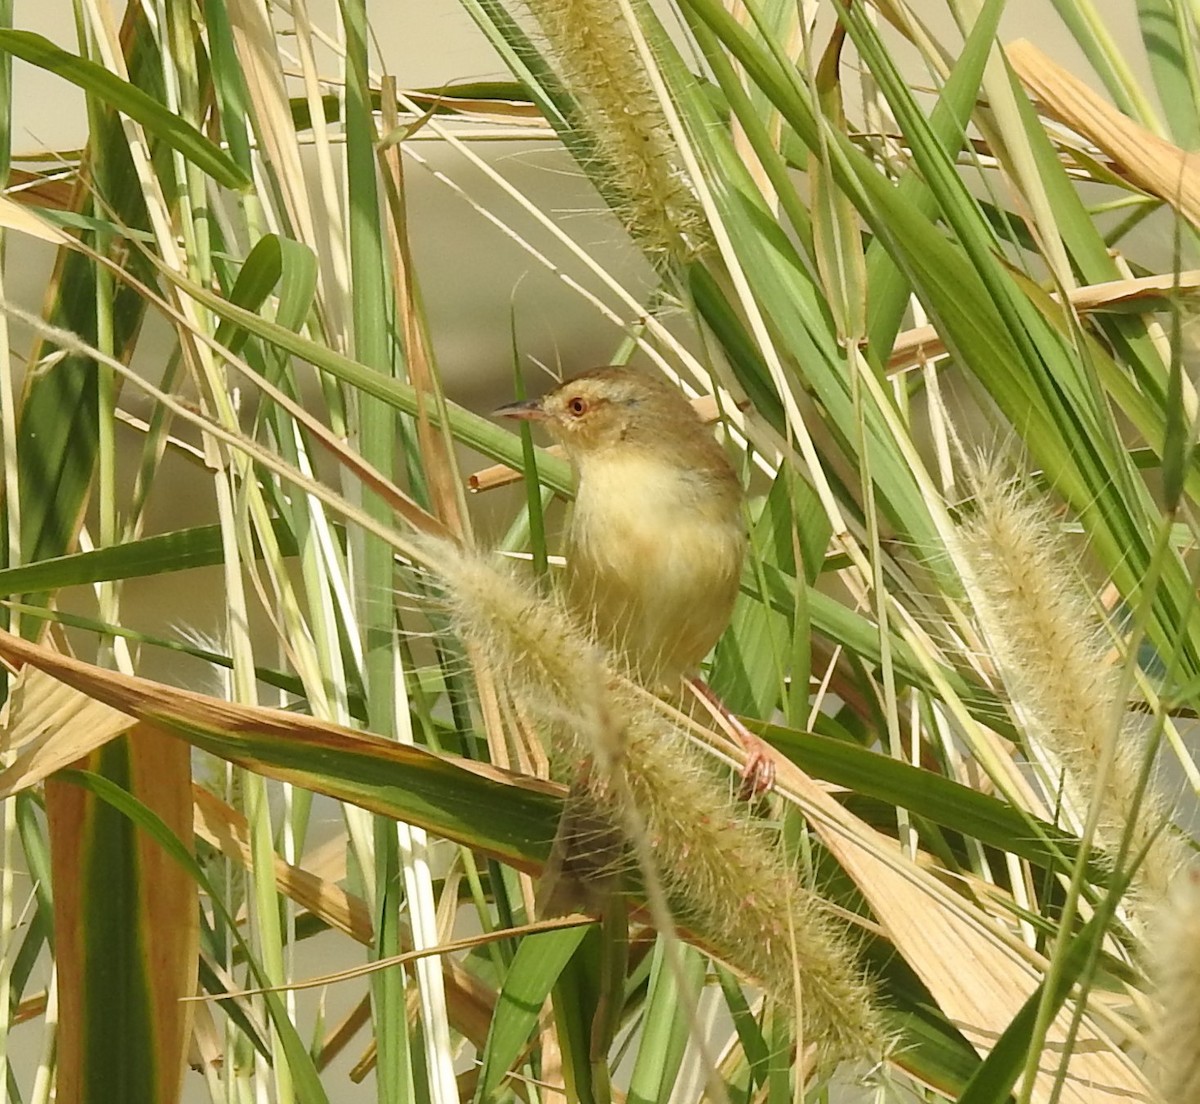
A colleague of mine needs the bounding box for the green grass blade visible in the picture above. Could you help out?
[474,926,591,1101]
[0,30,249,190]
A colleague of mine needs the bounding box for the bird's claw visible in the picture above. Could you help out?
[737,732,776,799]
[687,676,779,800]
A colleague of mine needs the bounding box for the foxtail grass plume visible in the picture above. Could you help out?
[426,537,886,1066]
[1151,867,1200,1103]
[952,464,1182,919]
[522,0,710,262]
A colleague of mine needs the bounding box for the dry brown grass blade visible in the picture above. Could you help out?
[888,269,1200,373]
[14,990,48,1026]
[210,917,588,1000]
[380,78,469,538]
[192,786,502,1055]
[189,999,228,1083]
[128,724,201,1104]
[316,995,374,1072]
[0,664,136,796]
[470,444,568,493]
[5,167,76,210]
[1008,39,1200,227]
[47,724,198,1104]
[0,627,540,798]
[189,814,502,1077]
[402,90,546,120]
[298,828,351,886]
[193,785,374,943]
[775,758,1150,1102]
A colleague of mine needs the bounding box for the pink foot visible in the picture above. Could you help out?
[687,678,777,797]
[733,727,776,799]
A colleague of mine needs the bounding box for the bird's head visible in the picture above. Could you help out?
[496,367,701,461]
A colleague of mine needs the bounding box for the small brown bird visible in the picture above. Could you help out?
[498,366,774,792]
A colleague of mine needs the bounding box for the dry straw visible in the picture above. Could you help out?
[426,537,886,1066]
[952,463,1182,921]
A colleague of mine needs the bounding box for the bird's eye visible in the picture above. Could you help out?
[566,396,588,417]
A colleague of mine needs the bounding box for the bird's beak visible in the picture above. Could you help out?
[495,398,547,422]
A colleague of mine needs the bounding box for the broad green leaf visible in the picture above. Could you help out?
[45,727,196,1104]
[864,0,1007,356]
[57,768,331,1104]
[0,628,559,868]
[810,24,866,342]
[216,233,318,357]
[0,519,296,595]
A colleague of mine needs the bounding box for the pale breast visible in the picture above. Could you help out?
[565,451,745,683]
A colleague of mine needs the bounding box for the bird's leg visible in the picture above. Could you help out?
[686,677,776,797]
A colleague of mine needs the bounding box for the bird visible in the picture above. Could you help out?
[497,366,775,795]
